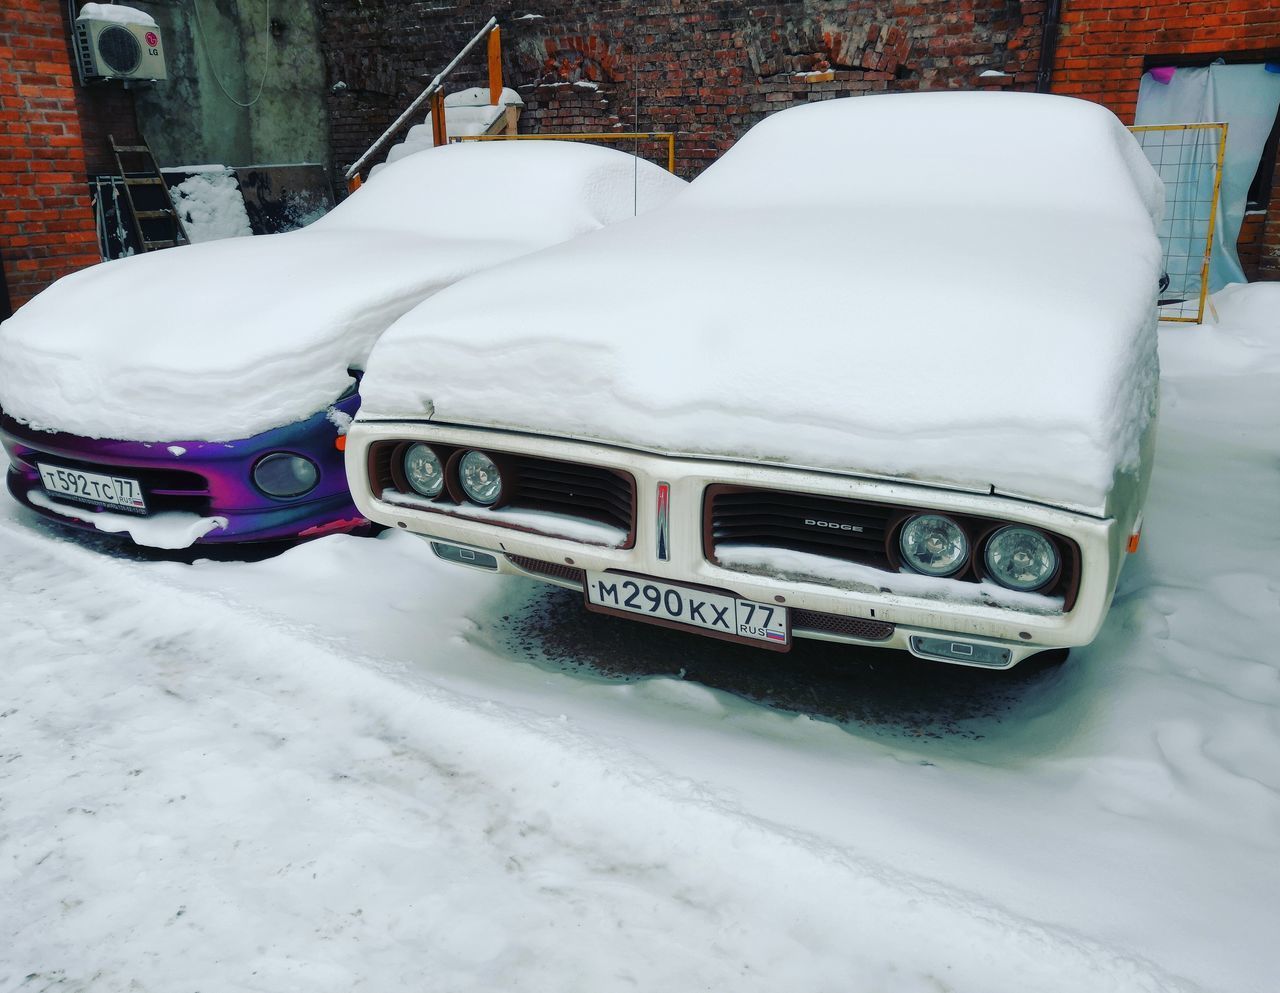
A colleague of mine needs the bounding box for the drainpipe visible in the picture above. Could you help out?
[1036,0,1063,93]
[0,252,11,321]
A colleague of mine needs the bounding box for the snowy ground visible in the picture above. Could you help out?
[3,288,1279,992]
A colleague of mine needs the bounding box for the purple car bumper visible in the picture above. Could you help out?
[1,393,366,545]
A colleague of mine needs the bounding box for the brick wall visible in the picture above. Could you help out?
[0,0,101,311]
[321,0,1049,184]
[1052,0,1280,279]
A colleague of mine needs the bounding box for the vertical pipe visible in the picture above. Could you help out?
[430,90,448,147]
[0,250,12,320]
[1036,0,1063,94]
[488,26,503,105]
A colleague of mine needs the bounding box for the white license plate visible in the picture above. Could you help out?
[585,571,789,648]
[37,463,147,513]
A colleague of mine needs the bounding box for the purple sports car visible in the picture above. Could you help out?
[0,141,685,547]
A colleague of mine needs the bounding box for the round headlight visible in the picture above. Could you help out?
[899,513,969,577]
[984,526,1059,592]
[458,450,502,506]
[403,443,444,498]
[252,452,319,498]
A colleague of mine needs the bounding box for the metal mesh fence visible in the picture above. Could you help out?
[1129,123,1228,324]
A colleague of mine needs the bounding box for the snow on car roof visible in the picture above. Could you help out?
[0,141,684,443]
[359,93,1165,514]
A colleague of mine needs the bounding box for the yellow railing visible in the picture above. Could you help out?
[457,132,678,174]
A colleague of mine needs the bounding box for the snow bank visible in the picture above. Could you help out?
[361,93,1164,514]
[27,490,226,548]
[78,3,156,27]
[167,167,254,243]
[0,141,684,443]
[1160,282,1280,378]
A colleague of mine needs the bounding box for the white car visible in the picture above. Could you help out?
[345,93,1164,669]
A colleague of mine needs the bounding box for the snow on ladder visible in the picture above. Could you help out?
[109,135,190,253]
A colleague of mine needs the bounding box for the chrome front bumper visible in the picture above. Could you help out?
[347,422,1129,668]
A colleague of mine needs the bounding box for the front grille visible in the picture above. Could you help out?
[707,485,1080,611]
[791,609,895,641]
[506,454,633,536]
[25,453,211,516]
[708,487,896,568]
[506,554,586,586]
[371,441,636,547]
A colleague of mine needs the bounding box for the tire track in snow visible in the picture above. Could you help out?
[0,516,1203,993]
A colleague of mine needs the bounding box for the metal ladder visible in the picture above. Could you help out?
[109,134,190,252]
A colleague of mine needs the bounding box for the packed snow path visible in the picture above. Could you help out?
[3,298,1280,992]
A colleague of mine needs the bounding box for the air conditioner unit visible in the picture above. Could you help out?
[75,16,167,82]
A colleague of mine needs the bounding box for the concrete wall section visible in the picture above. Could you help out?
[129,0,329,169]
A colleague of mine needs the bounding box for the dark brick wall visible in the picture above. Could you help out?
[320,1,1048,184]
[0,0,101,310]
[1052,0,1280,280]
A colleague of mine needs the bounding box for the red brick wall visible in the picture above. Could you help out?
[1052,0,1280,279]
[0,0,101,311]
[321,1,1048,185]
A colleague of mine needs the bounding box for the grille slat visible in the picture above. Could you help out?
[709,488,896,569]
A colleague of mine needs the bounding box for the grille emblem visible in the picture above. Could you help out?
[656,482,670,560]
[804,518,864,533]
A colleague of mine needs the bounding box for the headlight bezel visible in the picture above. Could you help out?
[402,442,445,498]
[251,451,320,499]
[896,512,971,578]
[981,524,1062,593]
[457,449,504,507]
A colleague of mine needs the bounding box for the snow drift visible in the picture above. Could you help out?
[0,141,684,443]
[360,92,1165,514]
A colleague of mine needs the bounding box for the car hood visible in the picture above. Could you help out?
[359,95,1164,517]
[0,140,686,444]
[0,226,527,442]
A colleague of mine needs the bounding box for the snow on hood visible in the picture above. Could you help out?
[0,141,684,442]
[360,93,1164,514]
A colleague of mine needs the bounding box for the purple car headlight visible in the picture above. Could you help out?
[252,452,319,498]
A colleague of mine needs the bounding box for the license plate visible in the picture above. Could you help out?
[36,463,147,514]
[585,571,789,649]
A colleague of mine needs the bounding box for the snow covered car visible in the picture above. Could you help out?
[0,142,685,548]
[344,92,1164,669]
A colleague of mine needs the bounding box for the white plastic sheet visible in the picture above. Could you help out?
[1137,63,1280,289]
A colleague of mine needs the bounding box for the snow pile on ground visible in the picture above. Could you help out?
[361,93,1164,514]
[168,167,254,243]
[26,490,227,547]
[0,141,684,443]
[374,86,525,178]
[78,3,156,27]
[1,281,1278,992]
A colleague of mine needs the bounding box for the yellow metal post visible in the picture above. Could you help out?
[430,90,448,147]
[1196,122,1229,324]
[488,26,503,105]
[458,132,679,174]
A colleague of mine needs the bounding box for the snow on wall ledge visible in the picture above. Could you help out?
[360,93,1165,515]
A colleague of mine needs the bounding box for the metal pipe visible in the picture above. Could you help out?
[344,16,497,181]
[458,133,678,174]
[1036,0,1062,93]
